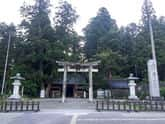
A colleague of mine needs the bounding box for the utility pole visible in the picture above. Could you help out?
[146,0,157,63]
[147,0,159,77]
[146,0,160,97]
[1,32,11,95]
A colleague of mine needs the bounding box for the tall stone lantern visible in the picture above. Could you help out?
[9,73,25,99]
[128,73,138,100]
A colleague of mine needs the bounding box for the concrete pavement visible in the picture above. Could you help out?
[77,112,165,124]
[0,110,165,124]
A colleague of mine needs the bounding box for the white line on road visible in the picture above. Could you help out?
[78,118,165,121]
[65,113,89,116]
[122,113,165,118]
[70,114,79,124]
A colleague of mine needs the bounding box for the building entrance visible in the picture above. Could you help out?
[66,85,74,97]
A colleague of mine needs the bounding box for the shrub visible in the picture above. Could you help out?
[160,87,165,97]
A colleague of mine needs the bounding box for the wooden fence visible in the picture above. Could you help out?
[96,100,165,112]
[0,101,40,112]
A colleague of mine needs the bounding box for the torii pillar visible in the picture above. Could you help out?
[62,65,67,103]
[89,65,93,102]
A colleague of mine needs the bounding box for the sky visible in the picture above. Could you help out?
[0,0,165,35]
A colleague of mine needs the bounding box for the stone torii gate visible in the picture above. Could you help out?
[56,61,100,103]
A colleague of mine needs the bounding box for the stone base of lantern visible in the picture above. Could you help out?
[150,96,162,101]
[8,73,24,100]
[128,95,138,100]
[8,94,21,100]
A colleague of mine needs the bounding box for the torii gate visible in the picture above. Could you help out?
[56,61,100,103]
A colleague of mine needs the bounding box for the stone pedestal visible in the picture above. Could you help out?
[40,89,45,98]
[128,73,138,100]
[147,59,160,98]
[9,73,25,100]
[128,82,138,99]
[9,81,21,99]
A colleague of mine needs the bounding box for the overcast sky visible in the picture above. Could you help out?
[0,0,165,35]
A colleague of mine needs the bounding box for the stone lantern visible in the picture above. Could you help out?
[9,73,25,99]
[128,73,138,100]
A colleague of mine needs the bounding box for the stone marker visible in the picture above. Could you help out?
[147,59,160,98]
[9,73,25,99]
[128,73,138,100]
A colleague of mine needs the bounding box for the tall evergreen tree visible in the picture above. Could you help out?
[84,7,117,58]
[54,1,80,62]
[19,0,57,96]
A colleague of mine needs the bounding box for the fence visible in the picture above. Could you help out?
[96,100,165,112]
[0,101,40,112]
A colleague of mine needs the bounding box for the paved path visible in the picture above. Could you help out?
[39,98,96,109]
[1,110,165,124]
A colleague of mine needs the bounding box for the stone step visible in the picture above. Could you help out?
[36,98,96,110]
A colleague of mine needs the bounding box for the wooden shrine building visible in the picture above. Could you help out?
[50,73,88,98]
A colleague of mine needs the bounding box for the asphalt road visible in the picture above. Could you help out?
[0,110,165,124]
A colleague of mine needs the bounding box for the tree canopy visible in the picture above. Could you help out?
[0,0,165,97]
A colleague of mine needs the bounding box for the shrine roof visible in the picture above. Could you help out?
[108,79,129,89]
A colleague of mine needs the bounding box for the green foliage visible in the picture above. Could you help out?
[54,1,78,32]
[0,23,17,92]
[84,2,165,85]
[23,80,40,97]
[160,87,165,97]
[54,1,80,62]
[96,49,127,77]
[84,7,117,58]
[1,0,165,97]
[0,0,80,97]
